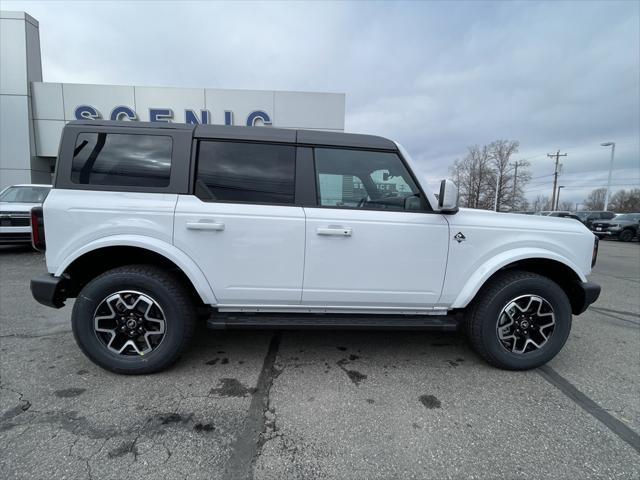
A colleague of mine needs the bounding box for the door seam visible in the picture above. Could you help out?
[299,207,307,304]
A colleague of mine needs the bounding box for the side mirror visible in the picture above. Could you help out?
[404,194,422,211]
[438,179,459,214]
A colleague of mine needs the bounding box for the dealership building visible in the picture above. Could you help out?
[0,11,346,190]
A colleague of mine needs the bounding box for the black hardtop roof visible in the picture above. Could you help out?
[68,119,194,130]
[66,120,396,150]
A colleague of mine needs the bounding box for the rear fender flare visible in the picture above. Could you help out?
[54,235,218,304]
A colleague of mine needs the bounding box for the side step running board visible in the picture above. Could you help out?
[206,313,460,331]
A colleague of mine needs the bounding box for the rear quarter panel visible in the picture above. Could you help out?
[44,189,178,274]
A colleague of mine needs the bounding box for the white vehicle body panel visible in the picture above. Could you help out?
[45,190,177,274]
[174,195,306,305]
[302,207,449,307]
[442,208,593,307]
[44,190,218,304]
[41,140,596,314]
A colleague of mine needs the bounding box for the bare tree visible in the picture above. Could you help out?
[532,195,552,212]
[583,188,607,210]
[450,139,530,211]
[558,200,574,212]
[487,140,520,211]
[450,145,493,209]
[608,188,640,212]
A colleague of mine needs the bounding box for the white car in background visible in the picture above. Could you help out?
[0,184,51,246]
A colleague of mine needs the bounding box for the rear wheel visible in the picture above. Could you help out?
[72,265,196,374]
[618,229,634,242]
[466,270,572,370]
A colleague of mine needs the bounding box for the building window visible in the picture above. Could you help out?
[195,141,296,204]
[71,132,172,187]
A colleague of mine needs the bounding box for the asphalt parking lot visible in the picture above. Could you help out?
[1,240,638,479]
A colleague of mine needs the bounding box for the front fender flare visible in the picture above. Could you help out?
[450,248,587,309]
[54,235,218,305]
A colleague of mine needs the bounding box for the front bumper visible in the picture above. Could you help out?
[591,228,621,237]
[571,281,601,315]
[0,226,32,244]
[30,274,69,308]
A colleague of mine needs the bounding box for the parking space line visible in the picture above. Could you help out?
[223,332,282,480]
[590,308,640,327]
[591,306,640,320]
[538,365,640,454]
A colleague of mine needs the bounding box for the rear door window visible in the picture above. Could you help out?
[71,133,172,187]
[195,141,296,204]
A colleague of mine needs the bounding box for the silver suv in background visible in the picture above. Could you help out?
[0,184,51,246]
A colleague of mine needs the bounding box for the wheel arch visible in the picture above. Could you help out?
[56,236,217,305]
[451,249,588,315]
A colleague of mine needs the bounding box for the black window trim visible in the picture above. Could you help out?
[191,138,299,208]
[55,124,192,194]
[309,146,434,214]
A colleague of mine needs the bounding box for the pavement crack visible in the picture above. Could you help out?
[0,384,32,423]
[0,331,70,339]
[223,331,282,480]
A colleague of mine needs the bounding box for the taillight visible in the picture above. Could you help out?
[31,206,46,252]
[591,236,598,268]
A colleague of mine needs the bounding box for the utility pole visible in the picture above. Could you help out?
[511,161,519,210]
[548,150,567,210]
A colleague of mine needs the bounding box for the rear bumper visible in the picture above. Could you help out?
[30,274,68,309]
[571,281,601,315]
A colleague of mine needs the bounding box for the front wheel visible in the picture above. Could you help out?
[72,265,196,374]
[465,270,572,370]
[618,229,634,242]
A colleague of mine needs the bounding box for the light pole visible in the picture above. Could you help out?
[493,171,501,211]
[601,142,616,211]
[555,185,564,210]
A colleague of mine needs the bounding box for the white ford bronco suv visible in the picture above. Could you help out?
[31,120,600,374]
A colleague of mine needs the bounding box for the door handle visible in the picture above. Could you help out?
[317,227,352,236]
[186,221,225,231]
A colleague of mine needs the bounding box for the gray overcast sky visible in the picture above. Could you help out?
[4,0,639,205]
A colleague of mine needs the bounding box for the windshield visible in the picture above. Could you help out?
[0,186,51,203]
[614,214,640,222]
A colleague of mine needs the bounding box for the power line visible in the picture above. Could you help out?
[530,173,555,180]
[523,182,640,193]
[525,178,640,189]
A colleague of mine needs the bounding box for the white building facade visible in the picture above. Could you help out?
[0,11,346,190]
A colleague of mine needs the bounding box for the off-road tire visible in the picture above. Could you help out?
[465,270,572,370]
[72,265,196,374]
